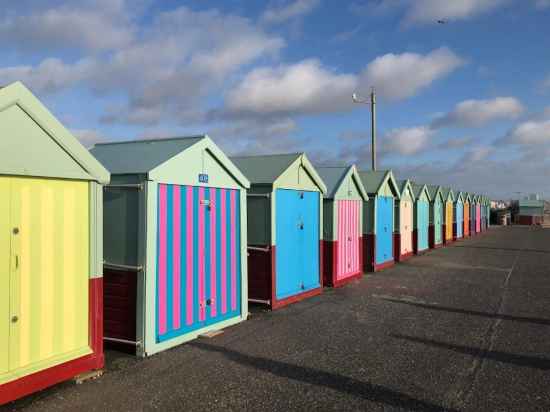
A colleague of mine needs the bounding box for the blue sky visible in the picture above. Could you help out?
[1,0,549,199]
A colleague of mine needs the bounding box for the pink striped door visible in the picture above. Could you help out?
[400,201,413,255]
[156,184,241,343]
[336,200,361,280]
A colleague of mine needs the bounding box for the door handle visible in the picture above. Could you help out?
[11,315,18,323]
[15,255,19,270]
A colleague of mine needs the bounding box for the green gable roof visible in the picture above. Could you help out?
[441,187,454,202]
[427,185,443,202]
[231,153,300,184]
[231,152,326,193]
[0,81,110,184]
[359,170,400,198]
[91,135,249,188]
[411,182,431,202]
[316,165,368,200]
[396,179,415,201]
[91,136,204,174]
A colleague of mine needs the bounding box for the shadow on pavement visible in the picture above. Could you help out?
[190,342,457,412]
[391,334,550,370]
[381,297,550,326]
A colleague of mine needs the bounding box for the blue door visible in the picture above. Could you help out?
[417,200,429,251]
[456,202,463,238]
[300,191,320,290]
[275,189,320,300]
[375,196,393,264]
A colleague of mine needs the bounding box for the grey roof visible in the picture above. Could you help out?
[316,166,349,198]
[90,136,205,174]
[427,185,442,200]
[231,153,301,184]
[396,180,409,196]
[359,170,388,194]
[441,187,453,200]
[411,182,427,200]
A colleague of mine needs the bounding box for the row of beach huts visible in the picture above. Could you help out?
[0,82,491,404]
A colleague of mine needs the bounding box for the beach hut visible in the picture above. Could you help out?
[90,136,250,356]
[394,180,415,262]
[469,194,477,235]
[427,186,444,248]
[441,187,455,244]
[411,183,431,254]
[453,192,465,240]
[463,193,471,237]
[486,197,491,229]
[360,170,400,272]
[231,153,326,310]
[0,82,110,404]
[475,195,482,233]
[316,165,368,287]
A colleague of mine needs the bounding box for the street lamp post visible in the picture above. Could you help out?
[352,88,377,171]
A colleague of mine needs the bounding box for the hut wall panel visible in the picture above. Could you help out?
[155,184,241,343]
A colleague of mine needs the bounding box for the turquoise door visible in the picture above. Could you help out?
[300,191,320,291]
[375,196,393,264]
[417,200,429,251]
[275,189,320,300]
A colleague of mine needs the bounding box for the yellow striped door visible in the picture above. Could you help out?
[0,177,11,374]
[445,202,452,240]
[1,177,91,384]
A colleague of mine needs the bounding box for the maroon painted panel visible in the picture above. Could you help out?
[103,268,137,351]
[364,233,375,272]
[247,247,273,302]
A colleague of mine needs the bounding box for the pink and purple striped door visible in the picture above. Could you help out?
[156,184,241,343]
[336,200,361,281]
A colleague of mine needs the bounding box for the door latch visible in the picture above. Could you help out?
[13,227,19,235]
[11,315,18,323]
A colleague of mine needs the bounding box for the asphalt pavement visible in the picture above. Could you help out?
[4,226,550,411]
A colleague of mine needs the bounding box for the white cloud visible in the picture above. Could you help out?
[504,120,550,145]
[0,58,93,94]
[403,0,509,25]
[0,1,135,52]
[0,6,284,126]
[359,47,465,101]
[261,0,320,24]
[382,126,434,155]
[224,48,463,116]
[225,59,357,116]
[432,97,524,128]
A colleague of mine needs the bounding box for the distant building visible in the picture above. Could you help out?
[512,197,545,225]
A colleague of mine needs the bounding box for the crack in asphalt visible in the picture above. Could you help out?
[450,230,526,411]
